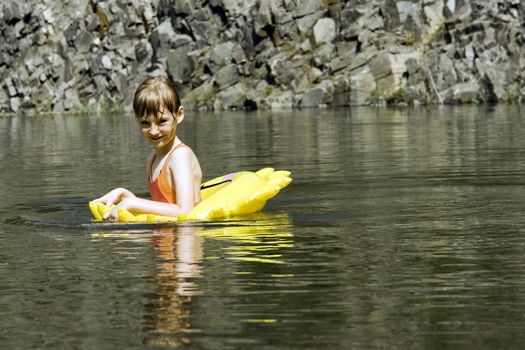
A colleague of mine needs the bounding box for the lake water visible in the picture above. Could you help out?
[1,106,525,349]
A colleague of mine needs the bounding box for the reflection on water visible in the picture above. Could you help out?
[199,214,293,265]
[88,215,292,347]
[2,105,525,349]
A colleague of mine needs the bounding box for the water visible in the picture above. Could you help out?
[1,106,525,349]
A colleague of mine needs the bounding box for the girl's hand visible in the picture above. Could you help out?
[102,197,135,221]
[94,188,136,207]
[104,205,120,222]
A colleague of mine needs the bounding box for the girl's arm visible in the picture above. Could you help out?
[103,196,188,220]
[172,146,199,214]
[94,187,136,207]
[104,147,198,221]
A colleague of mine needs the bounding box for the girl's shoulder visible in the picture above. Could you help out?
[168,144,200,169]
[172,143,195,158]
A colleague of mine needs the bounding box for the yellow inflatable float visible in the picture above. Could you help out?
[89,168,292,222]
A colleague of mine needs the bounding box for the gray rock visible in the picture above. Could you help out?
[308,66,323,84]
[273,10,293,25]
[213,82,247,110]
[0,93,8,113]
[291,71,310,93]
[275,19,298,42]
[293,0,325,18]
[135,39,152,63]
[240,61,256,76]
[183,80,216,109]
[312,43,336,68]
[464,43,477,66]
[5,78,18,97]
[10,97,20,112]
[299,39,312,53]
[369,51,416,91]
[2,2,24,23]
[328,55,353,73]
[214,64,241,88]
[332,76,351,107]
[396,1,422,27]
[446,81,480,103]
[313,18,336,46]
[299,79,334,107]
[209,0,256,18]
[340,6,368,26]
[297,12,324,35]
[423,0,445,28]
[150,19,177,60]
[173,34,194,49]
[476,58,507,101]
[167,49,194,85]
[254,0,272,36]
[207,41,236,72]
[268,90,294,109]
[63,88,80,110]
[349,66,376,105]
[231,43,247,64]
[101,54,113,69]
[173,0,194,16]
[438,55,457,90]
[268,53,295,88]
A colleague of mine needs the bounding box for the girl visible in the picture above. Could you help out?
[94,76,202,221]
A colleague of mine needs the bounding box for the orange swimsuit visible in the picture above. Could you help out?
[148,144,182,204]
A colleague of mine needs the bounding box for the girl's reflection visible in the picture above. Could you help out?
[143,225,203,347]
[90,214,293,347]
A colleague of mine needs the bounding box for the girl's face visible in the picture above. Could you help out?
[138,107,182,150]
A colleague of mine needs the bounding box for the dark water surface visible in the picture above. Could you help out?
[1,106,525,349]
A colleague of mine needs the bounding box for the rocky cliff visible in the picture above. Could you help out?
[1,0,523,113]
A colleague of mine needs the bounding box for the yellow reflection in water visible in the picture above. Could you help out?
[88,214,293,346]
[197,214,294,265]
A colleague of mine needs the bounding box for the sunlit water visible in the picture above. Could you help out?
[1,106,525,349]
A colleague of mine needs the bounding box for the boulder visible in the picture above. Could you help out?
[476,58,507,101]
[423,0,445,28]
[349,66,377,105]
[313,18,336,46]
[167,47,195,83]
[445,81,480,103]
[267,90,294,109]
[254,0,272,36]
[213,82,247,110]
[297,12,324,35]
[173,0,194,16]
[214,64,241,88]
[332,76,351,107]
[396,1,422,27]
[209,0,256,18]
[368,51,419,91]
[438,54,457,90]
[150,19,177,60]
[299,79,334,107]
[268,53,296,88]
[312,43,337,68]
[207,41,235,73]
[293,0,325,18]
[183,81,216,110]
[10,97,20,112]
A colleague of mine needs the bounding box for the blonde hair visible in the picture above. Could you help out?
[133,76,181,119]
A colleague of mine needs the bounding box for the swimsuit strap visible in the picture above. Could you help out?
[149,142,184,181]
